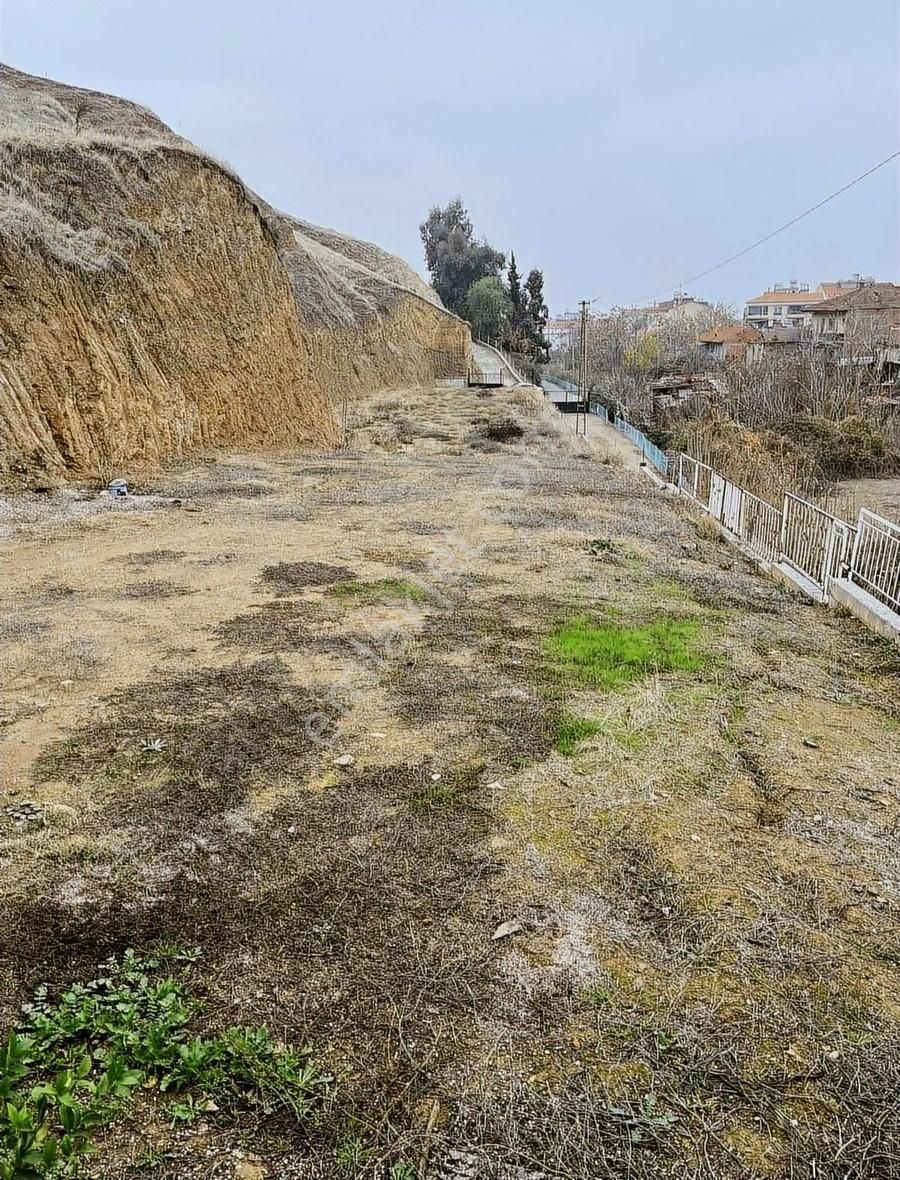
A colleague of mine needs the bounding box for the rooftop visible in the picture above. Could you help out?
[746,288,827,306]
[698,325,761,344]
[808,283,900,314]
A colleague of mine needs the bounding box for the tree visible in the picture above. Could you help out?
[520,268,550,363]
[465,276,513,345]
[419,198,505,317]
[507,251,522,319]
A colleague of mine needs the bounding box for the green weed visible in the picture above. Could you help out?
[328,579,428,605]
[544,616,705,690]
[0,949,328,1178]
[554,713,601,755]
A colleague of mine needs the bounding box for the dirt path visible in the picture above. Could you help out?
[1,384,898,1179]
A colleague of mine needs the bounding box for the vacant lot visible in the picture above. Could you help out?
[1,385,898,1179]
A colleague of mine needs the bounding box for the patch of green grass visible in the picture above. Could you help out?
[605,727,646,753]
[0,949,328,1179]
[544,616,705,690]
[554,713,601,755]
[328,578,428,605]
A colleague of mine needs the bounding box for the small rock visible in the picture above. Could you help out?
[492,918,523,941]
[802,738,820,749]
[234,1164,266,1180]
[334,754,354,768]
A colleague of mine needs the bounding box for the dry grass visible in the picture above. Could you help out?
[261,561,357,594]
[0,384,898,1178]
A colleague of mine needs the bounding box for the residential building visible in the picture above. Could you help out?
[807,283,900,353]
[547,314,578,352]
[743,277,874,331]
[743,281,820,330]
[624,292,711,325]
[697,324,761,362]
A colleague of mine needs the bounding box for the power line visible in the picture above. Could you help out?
[589,147,900,308]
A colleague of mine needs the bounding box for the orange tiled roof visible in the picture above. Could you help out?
[699,325,761,344]
[808,283,900,313]
[745,289,824,306]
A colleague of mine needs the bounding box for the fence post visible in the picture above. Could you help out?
[779,495,789,560]
[848,510,864,583]
[822,522,837,599]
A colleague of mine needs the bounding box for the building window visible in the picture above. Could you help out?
[747,305,767,317]
[788,305,807,314]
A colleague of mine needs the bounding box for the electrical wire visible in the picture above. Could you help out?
[588,148,900,308]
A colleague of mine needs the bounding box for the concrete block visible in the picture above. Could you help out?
[829,578,900,644]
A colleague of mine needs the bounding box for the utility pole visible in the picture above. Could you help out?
[575,299,589,435]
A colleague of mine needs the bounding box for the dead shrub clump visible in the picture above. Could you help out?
[260,561,357,594]
[473,415,525,445]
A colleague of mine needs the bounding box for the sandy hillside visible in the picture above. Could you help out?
[0,386,897,1179]
[0,65,469,485]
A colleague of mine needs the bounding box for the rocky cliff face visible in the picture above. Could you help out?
[0,65,469,483]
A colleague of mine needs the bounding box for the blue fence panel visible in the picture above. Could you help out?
[542,376,579,394]
[613,415,670,477]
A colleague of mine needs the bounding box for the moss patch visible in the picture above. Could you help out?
[544,616,705,689]
[328,578,429,605]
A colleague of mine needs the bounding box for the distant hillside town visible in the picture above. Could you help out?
[550,276,900,376]
[546,274,900,510]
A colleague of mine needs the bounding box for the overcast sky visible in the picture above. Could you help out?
[1,0,898,313]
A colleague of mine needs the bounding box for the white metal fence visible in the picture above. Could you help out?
[675,454,900,614]
[780,493,856,596]
[850,510,900,614]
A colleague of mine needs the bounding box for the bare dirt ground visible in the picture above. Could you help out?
[833,476,900,524]
[1,385,898,1179]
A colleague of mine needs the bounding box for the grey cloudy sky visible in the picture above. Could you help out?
[1,0,898,313]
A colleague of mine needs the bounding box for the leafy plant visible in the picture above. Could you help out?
[0,949,329,1178]
[389,1164,417,1180]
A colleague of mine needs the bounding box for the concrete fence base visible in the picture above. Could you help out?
[828,578,900,644]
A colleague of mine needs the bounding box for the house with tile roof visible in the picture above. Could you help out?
[697,324,761,361]
[807,283,900,353]
[743,278,874,331]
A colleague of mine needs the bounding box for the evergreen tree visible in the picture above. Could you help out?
[507,251,522,318]
[419,199,505,317]
[522,268,550,363]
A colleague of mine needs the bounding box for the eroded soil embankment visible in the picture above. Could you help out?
[0,144,468,484]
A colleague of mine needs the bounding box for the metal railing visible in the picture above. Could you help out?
[614,416,670,476]
[468,369,504,388]
[676,454,899,615]
[780,494,855,596]
[677,455,781,563]
[849,509,900,613]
